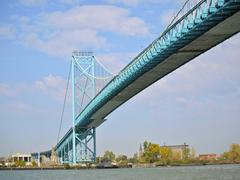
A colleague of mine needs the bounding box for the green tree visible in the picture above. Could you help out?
[224,144,240,162]
[142,142,160,163]
[15,160,25,167]
[31,161,37,167]
[117,155,127,161]
[160,146,172,165]
[148,143,160,162]
[182,147,190,161]
[96,156,101,163]
[143,141,149,151]
[128,153,138,164]
[102,150,115,162]
[116,154,128,165]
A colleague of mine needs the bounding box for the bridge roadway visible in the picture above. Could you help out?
[40,0,240,157]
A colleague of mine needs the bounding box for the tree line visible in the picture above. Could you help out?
[3,142,240,167]
[97,141,240,166]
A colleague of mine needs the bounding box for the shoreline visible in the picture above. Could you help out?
[0,163,239,171]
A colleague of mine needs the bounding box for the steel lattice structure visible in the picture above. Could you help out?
[54,51,114,164]
[71,51,96,163]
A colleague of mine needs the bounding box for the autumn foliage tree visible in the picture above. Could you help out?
[222,144,240,163]
[159,146,172,165]
[142,141,160,163]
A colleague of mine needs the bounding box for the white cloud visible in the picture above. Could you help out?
[97,52,136,74]
[9,5,149,57]
[0,25,16,39]
[0,84,13,96]
[35,74,67,100]
[0,83,31,97]
[0,74,68,101]
[43,5,149,36]
[22,30,106,57]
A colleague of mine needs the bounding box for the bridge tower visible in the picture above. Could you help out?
[71,51,97,164]
[56,51,113,164]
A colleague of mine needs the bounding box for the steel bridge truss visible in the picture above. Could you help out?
[57,127,96,164]
[56,51,114,164]
[72,51,96,164]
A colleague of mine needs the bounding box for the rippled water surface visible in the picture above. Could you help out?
[0,164,240,180]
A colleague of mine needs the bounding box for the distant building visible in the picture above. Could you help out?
[163,143,189,160]
[198,154,217,161]
[31,148,58,167]
[0,157,7,167]
[10,153,32,166]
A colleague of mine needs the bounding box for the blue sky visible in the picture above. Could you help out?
[0,0,239,157]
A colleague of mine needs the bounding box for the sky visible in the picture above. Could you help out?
[0,0,240,157]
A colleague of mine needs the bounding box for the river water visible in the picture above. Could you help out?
[0,164,240,180]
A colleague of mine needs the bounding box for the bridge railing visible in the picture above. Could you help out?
[119,0,206,73]
[128,0,226,70]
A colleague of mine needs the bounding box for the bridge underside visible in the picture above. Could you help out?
[88,7,240,129]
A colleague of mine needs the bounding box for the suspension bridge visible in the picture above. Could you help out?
[32,0,240,164]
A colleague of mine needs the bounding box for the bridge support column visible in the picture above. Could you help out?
[72,128,76,164]
[72,57,77,165]
[74,128,96,163]
[93,128,96,161]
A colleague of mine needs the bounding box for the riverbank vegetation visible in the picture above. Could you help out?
[97,142,240,167]
[1,142,239,169]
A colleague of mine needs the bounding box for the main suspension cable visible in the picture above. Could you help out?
[57,61,72,144]
[165,0,191,31]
